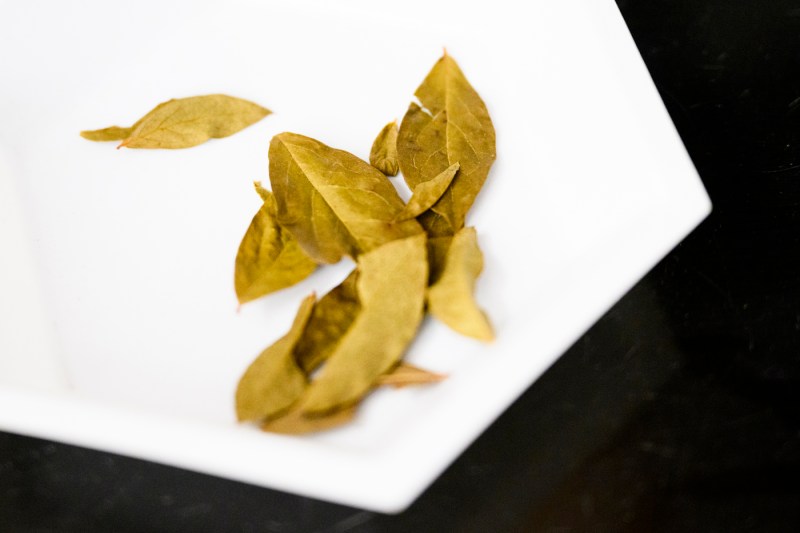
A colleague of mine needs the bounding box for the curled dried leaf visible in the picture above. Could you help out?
[427,227,493,341]
[298,233,428,415]
[369,121,399,176]
[234,184,318,305]
[235,294,315,422]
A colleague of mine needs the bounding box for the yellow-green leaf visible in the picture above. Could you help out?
[397,53,496,236]
[235,294,315,422]
[234,183,317,305]
[299,233,428,415]
[394,162,459,222]
[82,94,270,149]
[369,121,399,176]
[375,362,446,388]
[269,132,423,264]
[427,227,493,341]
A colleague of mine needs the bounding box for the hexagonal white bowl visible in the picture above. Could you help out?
[0,0,709,513]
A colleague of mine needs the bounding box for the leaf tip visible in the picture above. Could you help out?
[476,318,496,342]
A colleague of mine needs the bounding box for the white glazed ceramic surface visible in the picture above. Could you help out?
[0,0,710,513]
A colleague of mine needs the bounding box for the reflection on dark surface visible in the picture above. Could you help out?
[399,278,685,532]
[4,0,800,531]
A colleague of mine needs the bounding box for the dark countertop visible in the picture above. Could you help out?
[3,1,800,531]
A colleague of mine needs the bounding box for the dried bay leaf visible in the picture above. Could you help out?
[397,53,496,236]
[369,121,399,176]
[298,233,428,415]
[375,362,447,388]
[269,132,423,264]
[235,294,315,422]
[394,162,460,222]
[427,227,494,341]
[234,183,318,305]
[81,94,270,149]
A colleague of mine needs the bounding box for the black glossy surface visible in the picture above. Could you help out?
[4,1,800,531]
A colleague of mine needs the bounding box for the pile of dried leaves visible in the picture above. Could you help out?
[82,52,496,434]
